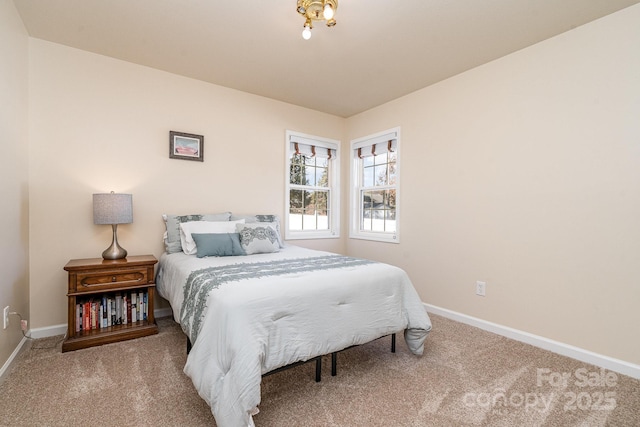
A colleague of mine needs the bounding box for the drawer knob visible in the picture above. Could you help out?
[112,276,117,282]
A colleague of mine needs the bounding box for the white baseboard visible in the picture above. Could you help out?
[425,303,640,380]
[0,336,29,384]
[29,324,67,339]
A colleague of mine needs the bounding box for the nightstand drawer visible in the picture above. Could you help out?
[75,267,148,292]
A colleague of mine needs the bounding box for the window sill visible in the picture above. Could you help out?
[348,232,399,244]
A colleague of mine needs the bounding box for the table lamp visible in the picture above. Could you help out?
[93,192,133,260]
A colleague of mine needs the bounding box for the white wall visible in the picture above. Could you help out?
[27,39,345,328]
[0,0,30,369]
[346,4,640,365]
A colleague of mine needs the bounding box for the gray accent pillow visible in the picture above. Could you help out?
[230,214,284,248]
[191,233,245,258]
[163,212,231,253]
[236,223,281,255]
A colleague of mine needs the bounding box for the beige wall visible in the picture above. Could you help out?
[27,39,345,328]
[0,0,30,368]
[346,5,640,365]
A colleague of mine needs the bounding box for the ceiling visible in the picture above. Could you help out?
[14,0,640,118]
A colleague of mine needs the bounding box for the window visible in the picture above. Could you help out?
[350,127,400,243]
[285,130,340,240]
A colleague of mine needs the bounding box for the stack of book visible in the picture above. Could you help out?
[75,290,148,332]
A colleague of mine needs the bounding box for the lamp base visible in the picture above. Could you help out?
[102,224,128,260]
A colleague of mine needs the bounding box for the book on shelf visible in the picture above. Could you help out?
[83,302,90,331]
[131,293,137,323]
[101,296,107,328]
[90,301,97,330]
[110,297,116,326]
[107,298,112,327]
[138,290,144,321]
[89,302,94,330]
[115,293,122,325]
[78,304,82,331]
[123,294,128,325]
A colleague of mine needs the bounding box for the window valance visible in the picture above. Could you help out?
[352,131,398,159]
[289,135,336,159]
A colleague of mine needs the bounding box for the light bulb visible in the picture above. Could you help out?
[302,25,312,40]
[323,4,334,20]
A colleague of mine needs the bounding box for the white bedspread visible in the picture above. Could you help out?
[156,245,431,427]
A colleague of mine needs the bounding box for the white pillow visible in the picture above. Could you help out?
[236,222,281,255]
[179,220,245,255]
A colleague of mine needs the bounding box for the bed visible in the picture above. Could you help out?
[155,213,432,427]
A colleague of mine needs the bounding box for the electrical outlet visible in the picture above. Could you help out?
[476,281,486,297]
[3,306,9,329]
[21,319,28,331]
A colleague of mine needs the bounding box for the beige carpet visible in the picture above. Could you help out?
[1,314,638,426]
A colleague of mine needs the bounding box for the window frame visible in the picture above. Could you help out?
[285,130,340,240]
[350,127,400,244]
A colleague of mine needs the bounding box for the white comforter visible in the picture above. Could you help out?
[156,245,431,427]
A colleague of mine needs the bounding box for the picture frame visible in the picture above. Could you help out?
[169,131,204,161]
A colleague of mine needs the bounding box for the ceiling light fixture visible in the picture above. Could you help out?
[297,0,337,40]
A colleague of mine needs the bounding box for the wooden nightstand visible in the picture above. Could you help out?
[62,255,158,352]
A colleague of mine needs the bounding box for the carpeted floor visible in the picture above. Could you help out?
[0,314,638,426]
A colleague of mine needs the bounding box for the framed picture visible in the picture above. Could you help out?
[169,131,204,161]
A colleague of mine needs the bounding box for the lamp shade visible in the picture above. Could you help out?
[93,193,133,225]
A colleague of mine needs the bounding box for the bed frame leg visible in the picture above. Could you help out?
[315,356,322,382]
[331,352,337,376]
[322,333,396,380]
